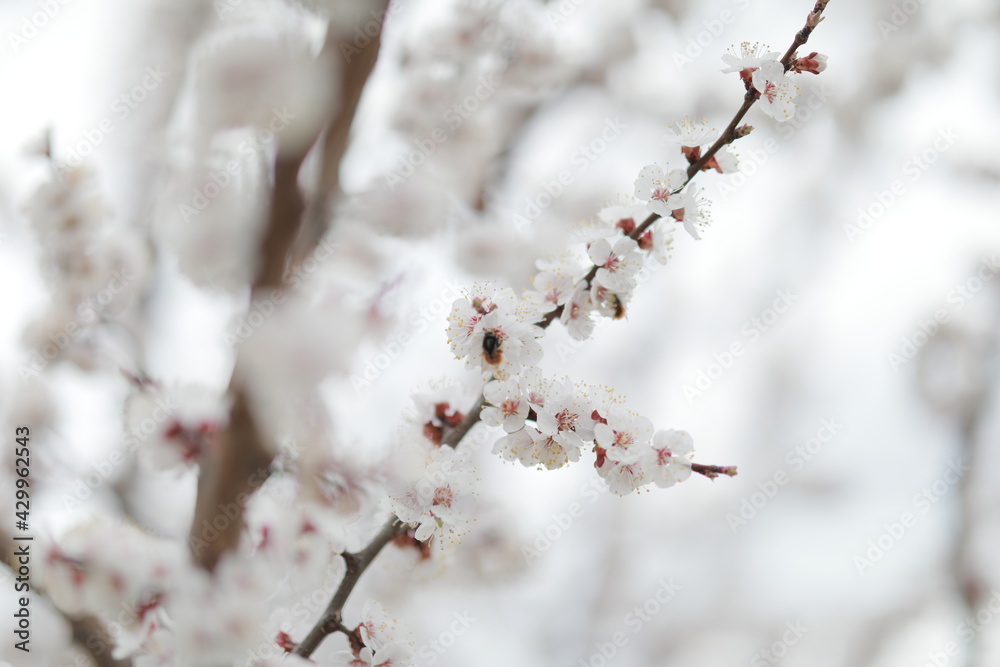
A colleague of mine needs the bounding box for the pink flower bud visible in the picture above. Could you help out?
[792,51,828,75]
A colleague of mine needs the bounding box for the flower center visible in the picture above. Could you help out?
[555,408,578,431]
[613,430,634,448]
[433,487,454,507]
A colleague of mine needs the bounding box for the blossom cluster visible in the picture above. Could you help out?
[722,41,827,121]
[387,443,478,546]
[38,491,349,665]
[326,600,413,667]
[13,0,830,659]
[382,385,483,547]
[436,114,750,497]
[484,372,694,495]
[20,164,149,376]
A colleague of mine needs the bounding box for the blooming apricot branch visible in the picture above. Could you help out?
[11,1,834,664]
[290,1,833,661]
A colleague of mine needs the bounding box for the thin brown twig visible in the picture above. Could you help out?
[779,0,830,68]
[542,0,833,330]
[292,388,484,656]
[442,393,486,449]
[691,463,739,480]
[295,518,407,657]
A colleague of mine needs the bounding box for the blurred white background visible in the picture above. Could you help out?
[2,0,1000,666]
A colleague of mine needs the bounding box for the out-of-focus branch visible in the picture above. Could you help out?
[189,389,273,571]
[70,616,133,667]
[188,9,389,571]
[953,407,985,667]
[915,313,998,667]
[256,154,310,291]
[190,156,309,571]
[185,144,311,567]
[442,393,486,449]
[293,1,389,265]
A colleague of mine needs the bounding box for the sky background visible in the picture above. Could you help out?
[2,0,1000,666]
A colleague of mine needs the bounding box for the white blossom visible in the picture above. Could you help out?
[447,285,543,379]
[645,429,694,489]
[752,61,799,121]
[560,283,597,341]
[389,448,478,545]
[721,42,780,76]
[482,379,530,434]
[634,164,688,218]
[588,236,643,292]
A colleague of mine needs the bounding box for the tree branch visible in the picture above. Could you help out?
[292,0,389,265]
[188,105,315,572]
[70,616,133,667]
[442,393,486,449]
[188,7,390,571]
[691,463,739,480]
[284,0,838,656]
[294,518,407,657]
[539,0,833,330]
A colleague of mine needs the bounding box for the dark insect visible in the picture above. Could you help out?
[611,295,626,319]
[482,330,503,365]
